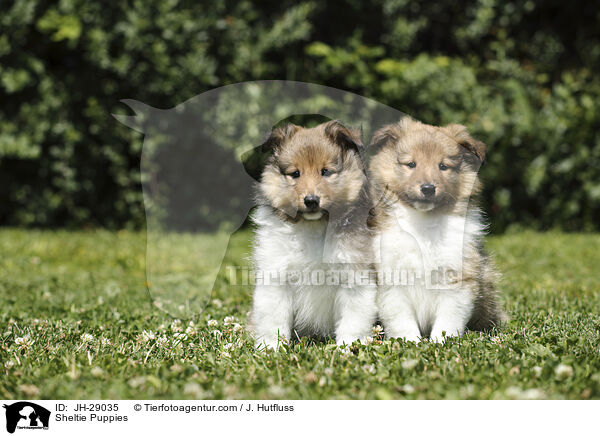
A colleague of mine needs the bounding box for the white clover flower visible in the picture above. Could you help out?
[532,366,543,377]
[364,336,375,345]
[555,364,574,379]
[99,337,111,346]
[505,386,523,399]
[223,316,236,326]
[372,325,384,335]
[128,376,145,388]
[221,351,232,358]
[185,326,197,336]
[267,385,286,397]
[232,323,243,333]
[5,360,15,369]
[15,335,33,349]
[170,363,183,373]
[522,388,545,400]
[401,384,415,394]
[211,299,223,309]
[207,319,219,328]
[139,330,156,342]
[80,333,95,343]
[183,382,203,397]
[362,364,376,374]
[170,319,183,332]
[156,335,169,348]
[173,332,188,341]
[402,359,419,370]
[18,384,39,397]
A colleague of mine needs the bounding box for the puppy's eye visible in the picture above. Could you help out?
[439,163,449,171]
[321,168,334,177]
[288,170,300,178]
[407,162,416,169]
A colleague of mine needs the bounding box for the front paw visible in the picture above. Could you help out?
[382,321,422,343]
[336,333,375,347]
[335,336,359,347]
[429,333,446,343]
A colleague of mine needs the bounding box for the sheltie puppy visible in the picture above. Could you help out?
[368,117,505,342]
[251,120,377,349]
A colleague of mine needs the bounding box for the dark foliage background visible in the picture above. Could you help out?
[1,0,599,232]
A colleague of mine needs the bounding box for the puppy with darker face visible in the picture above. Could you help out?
[251,120,377,349]
[369,117,505,342]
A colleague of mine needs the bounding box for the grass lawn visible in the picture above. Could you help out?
[1,228,599,399]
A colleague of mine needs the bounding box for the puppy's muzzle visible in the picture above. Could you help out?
[303,194,320,211]
[420,183,436,198]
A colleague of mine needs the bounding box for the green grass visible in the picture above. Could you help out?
[1,228,599,399]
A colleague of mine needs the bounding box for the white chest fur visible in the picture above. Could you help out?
[253,206,329,272]
[375,203,484,340]
[377,204,482,285]
[251,206,377,347]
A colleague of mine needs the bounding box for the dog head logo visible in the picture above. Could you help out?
[3,402,50,434]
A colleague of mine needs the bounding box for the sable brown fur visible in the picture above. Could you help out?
[368,117,505,334]
[257,120,371,229]
[250,120,378,348]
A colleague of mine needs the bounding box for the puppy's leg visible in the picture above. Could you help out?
[252,285,293,350]
[378,288,421,342]
[334,286,377,346]
[429,289,473,342]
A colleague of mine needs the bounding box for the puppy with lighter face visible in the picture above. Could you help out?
[369,117,505,342]
[251,120,377,349]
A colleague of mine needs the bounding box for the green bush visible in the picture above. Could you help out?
[1,0,598,231]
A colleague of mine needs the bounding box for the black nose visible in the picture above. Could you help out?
[421,183,436,197]
[304,195,320,209]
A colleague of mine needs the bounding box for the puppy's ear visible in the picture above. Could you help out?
[369,117,415,149]
[442,124,486,166]
[324,120,363,154]
[261,123,300,152]
[370,125,399,150]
